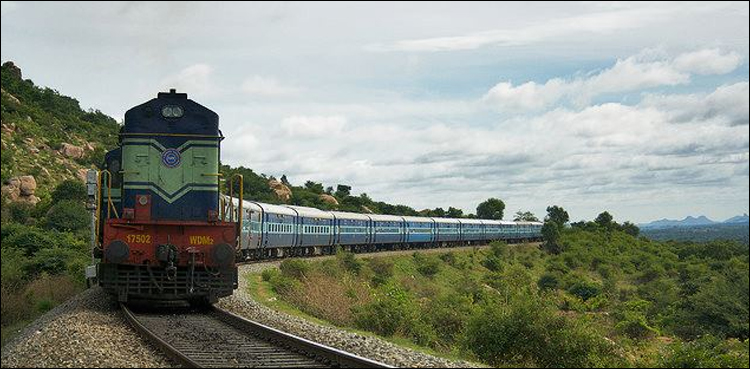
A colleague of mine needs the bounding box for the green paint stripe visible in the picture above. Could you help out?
[121,138,218,151]
[123,184,217,204]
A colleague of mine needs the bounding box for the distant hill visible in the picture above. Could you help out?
[724,213,749,224]
[641,214,749,229]
[641,215,716,229]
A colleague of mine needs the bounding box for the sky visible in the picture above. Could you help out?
[1,1,748,223]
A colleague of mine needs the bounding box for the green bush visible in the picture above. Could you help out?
[51,179,86,203]
[46,200,88,231]
[1,247,29,287]
[3,225,55,256]
[368,258,394,286]
[463,296,616,367]
[336,249,363,275]
[658,335,749,368]
[413,252,441,278]
[6,202,34,224]
[353,283,418,337]
[426,292,474,345]
[537,273,559,291]
[614,299,658,339]
[568,279,602,301]
[279,259,310,279]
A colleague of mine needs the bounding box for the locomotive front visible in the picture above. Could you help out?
[96,89,238,304]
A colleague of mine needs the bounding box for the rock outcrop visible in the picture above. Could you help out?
[60,143,85,159]
[268,179,292,202]
[319,194,339,206]
[2,175,41,205]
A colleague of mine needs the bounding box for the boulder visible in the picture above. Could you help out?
[319,194,339,206]
[1,175,39,205]
[60,143,85,159]
[2,61,22,80]
[19,175,36,196]
[361,205,375,214]
[1,122,16,135]
[268,179,292,202]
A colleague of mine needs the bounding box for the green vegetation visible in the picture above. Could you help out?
[254,210,748,367]
[1,62,120,192]
[1,180,92,347]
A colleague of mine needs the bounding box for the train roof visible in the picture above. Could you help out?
[432,217,461,224]
[368,213,405,222]
[284,205,335,219]
[253,202,298,216]
[458,218,484,225]
[402,215,434,223]
[329,211,372,221]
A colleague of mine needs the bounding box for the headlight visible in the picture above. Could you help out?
[161,105,184,118]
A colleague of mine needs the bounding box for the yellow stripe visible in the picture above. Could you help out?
[120,132,224,139]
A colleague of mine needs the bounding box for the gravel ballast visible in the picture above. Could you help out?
[218,261,483,368]
[1,287,174,368]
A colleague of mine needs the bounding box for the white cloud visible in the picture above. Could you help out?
[672,48,743,75]
[161,64,215,97]
[279,115,347,138]
[1,1,19,17]
[483,49,741,112]
[241,76,302,97]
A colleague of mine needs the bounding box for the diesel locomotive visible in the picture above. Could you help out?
[95,90,239,304]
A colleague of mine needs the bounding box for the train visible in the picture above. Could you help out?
[226,198,543,260]
[95,89,240,304]
[92,90,542,304]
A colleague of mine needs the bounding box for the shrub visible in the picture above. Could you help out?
[426,292,474,345]
[463,296,616,367]
[613,299,657,339]
[568,279,602,301]
[3,225,55,256]
[413,252,441,278]
[353,283,418,337]
[279,259,310,279]
[336,249,363,275]
[1,247,28,288]
[658,335,749,368]
[537,273,559,291]
[6,201,34,224]
[368,258,394,286]
[51,179,87,203]
[46,200,88,231]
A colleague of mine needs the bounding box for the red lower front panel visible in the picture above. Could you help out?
[102,219,237,267]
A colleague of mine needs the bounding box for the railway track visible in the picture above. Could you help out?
[121,303,391,368]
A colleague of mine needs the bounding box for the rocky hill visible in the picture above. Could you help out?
[1,61,120,203]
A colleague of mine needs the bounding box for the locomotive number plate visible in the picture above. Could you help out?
[126,234,152,244]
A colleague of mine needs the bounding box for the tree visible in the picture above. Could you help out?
[545,205,569,227]
[541,221,562,254]
[304,181,324,194]
[46,200,89,232]
[621,221,640,237]
[514,210,539,222]
[280,174,290,185]
[51,179,86,203]
[595,211,614,228]
[476,198,505,220]
[446,207,464,218]
[335,184,351,198]
[325,186,334,195]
